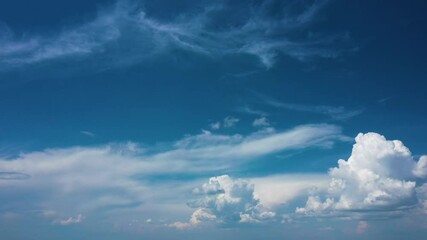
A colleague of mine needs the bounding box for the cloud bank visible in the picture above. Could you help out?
[1,127,426,231]
[0,124,342,225]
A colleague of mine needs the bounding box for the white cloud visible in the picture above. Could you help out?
[0,124,344,227]
[295,196,334,215]
[210,122,221,130]
[356,221,368,234]
[417,184,427,214]
[297,132,427,215]
[157,124,344,162]
[0,171,30,180]
[414,156,427,178]
[168,208,216,229]
[265,99,363,120]
[251,174,329,208]
[0,6,121,67]
[58,214,84,225]
[0,0,353,70]
[223,116,239,128]
[236,106,268,116]
[172,175,275,228]
[252,117,270,127]
[81,131,95,137]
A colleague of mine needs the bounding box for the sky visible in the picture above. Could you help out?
[1,0,427,239]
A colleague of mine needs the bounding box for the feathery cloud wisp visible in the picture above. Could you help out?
[0,0,354,71]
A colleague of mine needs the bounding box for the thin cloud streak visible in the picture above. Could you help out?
[269,100,364,120]
[255,92,364,120]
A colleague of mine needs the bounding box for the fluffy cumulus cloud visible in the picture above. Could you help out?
[251,174,329,208]
[0,0,354,71]
[297,132,427,215]
[414,156,427,178]
[170,175,275,229]
[417,183,427,214]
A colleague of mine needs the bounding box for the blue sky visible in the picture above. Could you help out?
[1,0,427,239]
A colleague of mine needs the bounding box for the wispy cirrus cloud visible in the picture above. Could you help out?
[269,100,364,120]
[0,0,354,71]
[236,105,269,116]
[80,131,96,137]
[255,92,364,120]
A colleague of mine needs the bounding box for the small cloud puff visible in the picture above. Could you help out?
[58,214,84,225]
[356,221,368,234]
[223,116,239,128]
[208,116,240,130]
[252,117,270,127]
[210,122,221,130]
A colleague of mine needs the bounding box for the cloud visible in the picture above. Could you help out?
[0,171,30,180]
[414,156,427,178]
[253,117,270,127]
[0,0,354,71]
[296,132,427,216]
[207,116,240,130]
[356,221,368,234]
[168,208,217,229]
[159,124,344,162]
[5,129,425,231]
[236,106,268,116]
[266,99,363,120]
[210,122,221,130]
[295,196,334,215]
[170,175,275,228]
[58,214,84,225]
[0,124,344,227]
[0,7,121,68]
[223,116,239,128]
[253,92,364,120]
[80,131,96,137]
[417,184,427,214]
[251,174,329,208]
